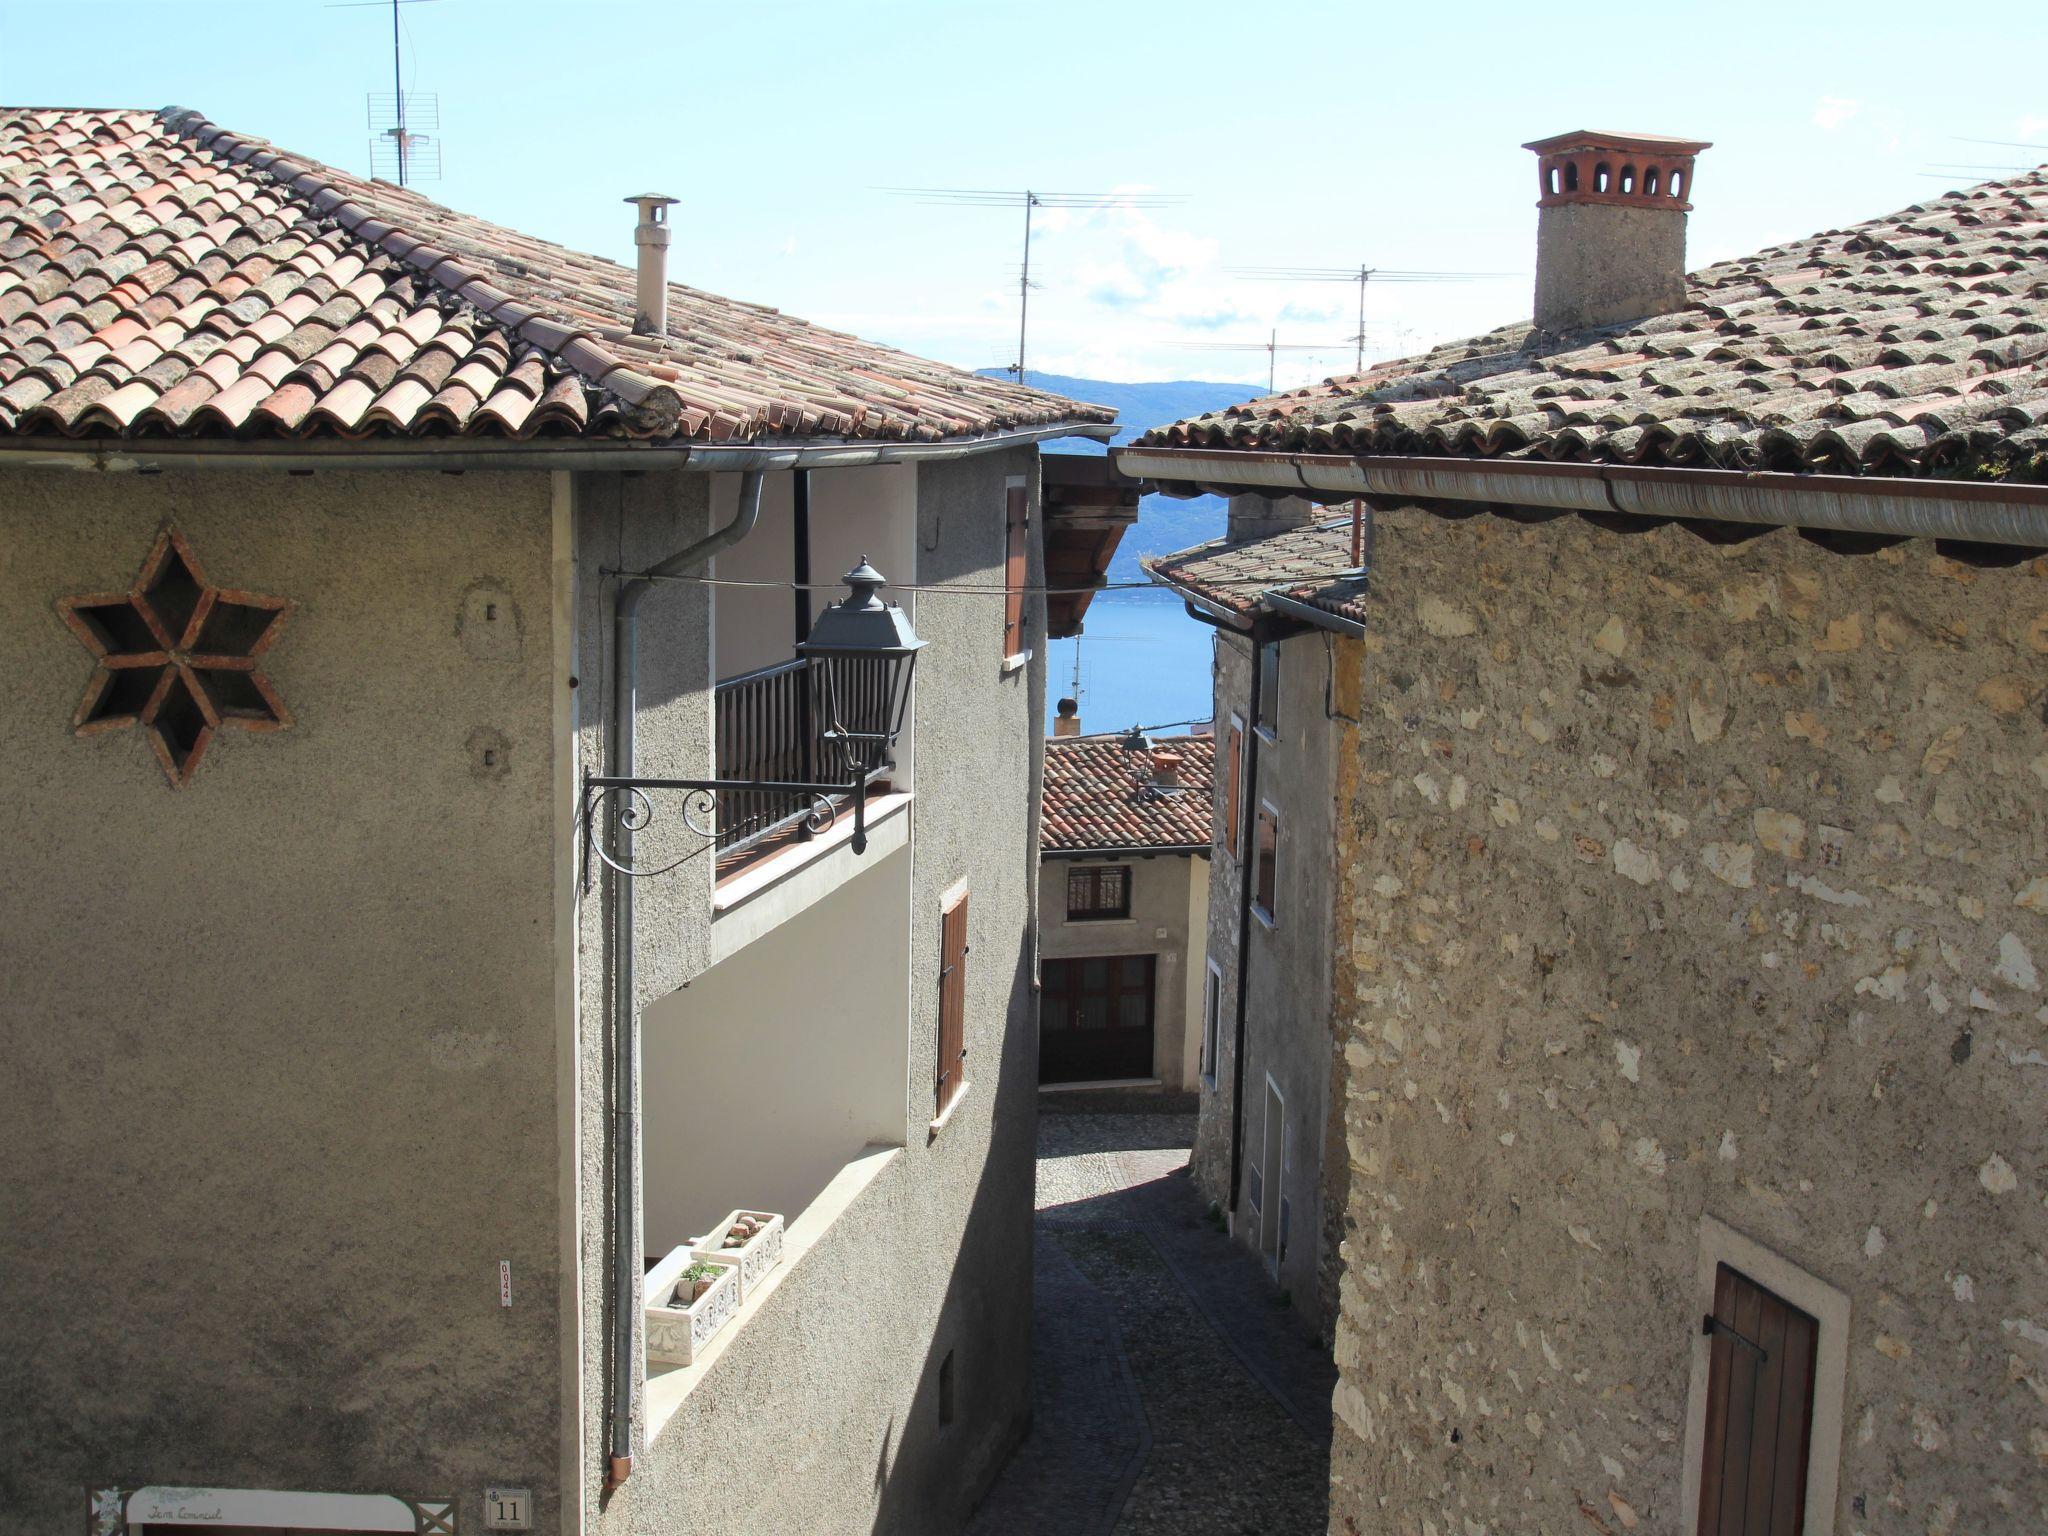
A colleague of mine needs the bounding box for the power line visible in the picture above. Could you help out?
[879,185,1187,385]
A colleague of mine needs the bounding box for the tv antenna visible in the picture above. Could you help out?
[331,0,442,186]
[881,187,1186,386]
[1170,331,1351,395]
[1226,264,1517,374]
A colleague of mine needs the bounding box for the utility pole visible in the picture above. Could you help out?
[1267,327,1277,394]
[1353,266,1371,374]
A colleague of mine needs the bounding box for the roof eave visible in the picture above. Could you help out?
[1115,444,2048,549]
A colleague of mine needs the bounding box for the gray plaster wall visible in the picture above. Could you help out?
[0,467,569,1532]
[1039,849,1208,1089]
[1194,626,1338,1328]
[582,449,1043,1536]
[1327,506,2048,1536]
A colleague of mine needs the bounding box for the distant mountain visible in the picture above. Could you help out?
[977,370,1252,579]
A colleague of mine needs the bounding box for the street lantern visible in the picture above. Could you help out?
[799,557,926,791]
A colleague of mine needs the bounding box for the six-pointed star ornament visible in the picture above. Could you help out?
[57,527,293,787]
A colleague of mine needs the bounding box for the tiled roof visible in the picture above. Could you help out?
[1144,518,1367,628]
[1042,733,1214,853]
[1141,169,2048,480]
[0,107,1113,445]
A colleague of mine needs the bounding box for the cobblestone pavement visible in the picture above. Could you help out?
[967,1112,1335,1536]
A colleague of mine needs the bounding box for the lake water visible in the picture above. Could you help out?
[1045,587,1215,735]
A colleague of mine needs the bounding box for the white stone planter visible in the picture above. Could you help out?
[692,1209,784,1302]
[644,1245,739,1367]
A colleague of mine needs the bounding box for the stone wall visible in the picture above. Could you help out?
[1197,625,1342,1330]
[1328,505,2048,1535]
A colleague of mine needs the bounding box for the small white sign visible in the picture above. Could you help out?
[499,1260,512,1307]
[483,1487,532,1530]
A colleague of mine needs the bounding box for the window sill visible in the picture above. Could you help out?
[1001,648,1033,675]
[1064,913,1137,925]
[1200,1072,1218,1092]
[1255,725,1279,745]
[929,1079,972,1140]
[646,1143,901,1437]
[1251,903,1277,932]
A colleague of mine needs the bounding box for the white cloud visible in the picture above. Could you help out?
[1812,96,1861,132]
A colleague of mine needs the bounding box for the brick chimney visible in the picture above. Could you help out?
[1226,493,1317,543]
[1523,131,1710,332]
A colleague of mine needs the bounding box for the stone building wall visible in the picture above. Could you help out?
[1328,504,2048,1535]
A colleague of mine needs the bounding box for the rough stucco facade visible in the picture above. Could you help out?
[1327,504,2048,1535]
[1038,847,1210,1090]
[1195,625,1339,1327]
[577,450,1044,1536]
[4,448,1046,1536]
[0,467,571,1527]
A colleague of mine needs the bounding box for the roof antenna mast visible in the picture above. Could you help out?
[1227,262,1518,376]
[334,0,441,185]
[880,185,1188,387]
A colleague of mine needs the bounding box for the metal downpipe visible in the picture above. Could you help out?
[607,469,766,1488]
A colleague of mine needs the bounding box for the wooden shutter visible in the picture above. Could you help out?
[937,890,970,1115]
[1223,722,1243,855]
[1697,1264,1819,1536]
[1003,485,1028,657]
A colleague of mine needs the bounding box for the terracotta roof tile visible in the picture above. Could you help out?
[1145,517,1368,629]
[1142,167,2048,481]
[0,106,1114,447]
[1041,734,1215,854]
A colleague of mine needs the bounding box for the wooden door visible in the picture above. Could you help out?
[1697,1263,1820,1535]
[1038,955,1155,1083]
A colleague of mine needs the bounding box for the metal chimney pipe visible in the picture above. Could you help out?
[624,194,679,336]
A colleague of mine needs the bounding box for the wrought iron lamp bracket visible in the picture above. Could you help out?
[580,771,874,889]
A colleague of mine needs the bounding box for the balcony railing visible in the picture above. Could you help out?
[712,655,898,859]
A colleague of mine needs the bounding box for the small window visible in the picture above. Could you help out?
[937,889,969,1117]
[1255,644,1280,738]
[1254,805,1279,924]
[1222,718,1244,856]
[1697,1264,1820,1534]
[1200,960,1223,1084]
[1065,865,1131,921]
[1003,482,1029,659]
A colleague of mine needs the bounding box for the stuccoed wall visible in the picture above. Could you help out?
[1195,626,1338,1327]
[1327,505,2048,1536]
[0,468,568,1531]
[585,448,1042,1535]
[1039,848,1206,1088]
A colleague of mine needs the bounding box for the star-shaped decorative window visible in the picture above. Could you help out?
[58,527,292,787]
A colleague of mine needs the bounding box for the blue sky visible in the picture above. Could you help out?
[4,1,2044,390]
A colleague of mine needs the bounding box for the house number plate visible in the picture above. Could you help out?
[483,1487,532,1530]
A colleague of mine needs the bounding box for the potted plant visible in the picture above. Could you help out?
[691,1209,784,1302]
[643,1244,739,1367]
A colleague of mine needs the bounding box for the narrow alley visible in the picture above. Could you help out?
[969,1107,1336,1535]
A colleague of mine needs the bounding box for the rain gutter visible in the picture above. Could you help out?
[1112,446,2048,548]
[0,420,1115,475]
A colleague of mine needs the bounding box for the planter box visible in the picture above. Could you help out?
[644,1245,739,1367]
[692,1210,785,1302]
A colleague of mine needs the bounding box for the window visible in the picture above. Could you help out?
[937,889,969,1117]
[1039,955,1156,1084]
[1200,959,1223,1084]
[1256,643,1280,738]
[1253,804,1279,924]
[1696,1264,1820,1534]
[1003,482,1029,659]
[1222,717,1244,856]
[1065,864,1130,921]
